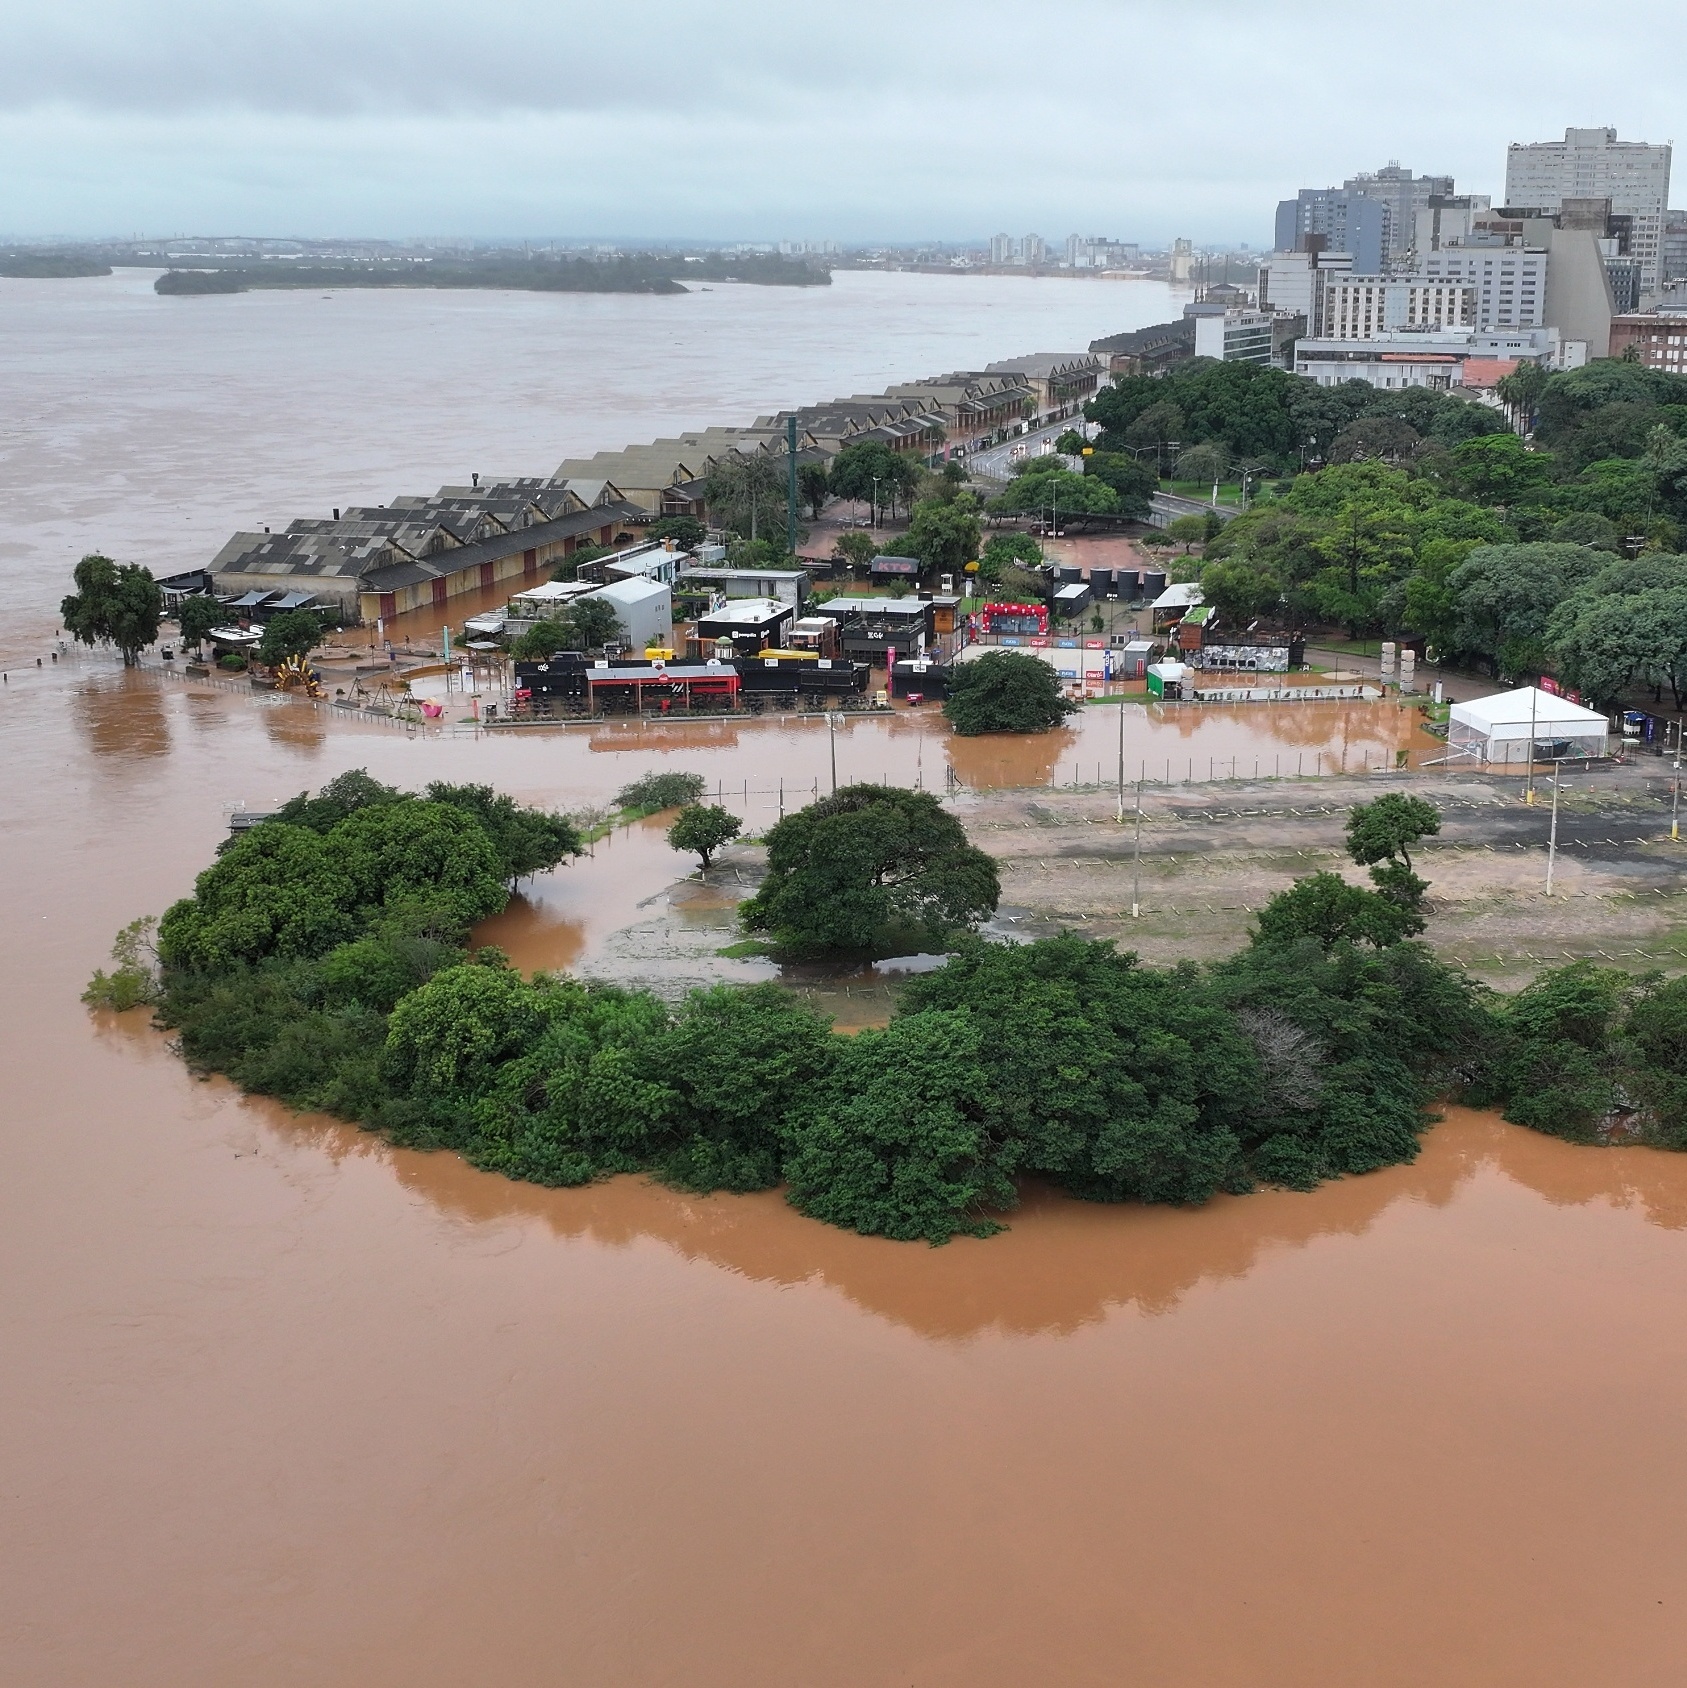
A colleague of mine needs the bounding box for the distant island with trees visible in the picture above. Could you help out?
[0,251,112,278]
[154,252,831,296]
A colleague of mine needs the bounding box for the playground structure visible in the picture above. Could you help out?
[272,653,326,698]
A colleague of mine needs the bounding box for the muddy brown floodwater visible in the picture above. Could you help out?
[9,660,1687,1686]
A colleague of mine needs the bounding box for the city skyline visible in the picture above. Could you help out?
[4,0,1685,243]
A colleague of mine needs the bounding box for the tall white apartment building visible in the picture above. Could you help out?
[1417,247,1548,329]
[1505,127,1672,294]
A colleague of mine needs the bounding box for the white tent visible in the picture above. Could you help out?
[1448,686,1609,765]
[1149,582,1203,613]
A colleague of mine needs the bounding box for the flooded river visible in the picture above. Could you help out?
[6,274,1687,1682]
[6,658,1687,1685]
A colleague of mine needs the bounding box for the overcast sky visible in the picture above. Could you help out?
[3,0,1682,245]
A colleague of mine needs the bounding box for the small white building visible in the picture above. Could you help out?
[1447,686,1609,765]
[592,577,674,653]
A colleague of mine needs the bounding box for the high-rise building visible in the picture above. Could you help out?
[990,233,1014,265]
[1169,238,1194,284]
[1343,164,1456,261]
[1505,127,1672,294]
[1418,244,1549,331]
[1274,191,1387,276]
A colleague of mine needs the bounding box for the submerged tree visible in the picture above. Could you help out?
[944,650,1076,735]
[740,784,1000,955]
[668,804,741,871]
[61,554,163,666]
[175,594,222,652]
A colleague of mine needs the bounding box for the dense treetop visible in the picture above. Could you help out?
[90,774,1687,1245]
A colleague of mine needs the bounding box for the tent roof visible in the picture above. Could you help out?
[1151,582,1203,611]
[1450,686,1608,733]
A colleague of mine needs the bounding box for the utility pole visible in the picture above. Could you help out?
[1131,778,1144,919]
[786,414,799,558]
[1525,684,1538,806]
[1545,765,1561,896]
[829,708,838,793]
[1116,695,1126,822]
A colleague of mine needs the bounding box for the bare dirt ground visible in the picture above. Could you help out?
[954,763,1687,990]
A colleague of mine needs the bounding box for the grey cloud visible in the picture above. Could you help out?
[2,0,1684,240]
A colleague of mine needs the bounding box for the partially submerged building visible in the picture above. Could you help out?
[209,476,643,624]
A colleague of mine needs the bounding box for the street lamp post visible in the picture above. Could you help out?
[871,476,880,531]
[1673,719,1682,842]
[1545,762,1561,896]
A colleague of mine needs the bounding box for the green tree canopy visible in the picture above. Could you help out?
[828,441,921,518]
[1082,451,1157,518]
[797,462,830,521]
[257,608,328,668]
[739,784,1001,955]
[423,782,581,884]
[781,1010,1013,1243]
[175,594,222,650]
[1448,542,1605,672]
[702,451,789,540]
[61,554,163,666]
[646,515,706,550]
[1447,433,1558,504]
[943,650,1077,735]
[1345,793,1441,874]
[646,984,840,1193]
[989,467,1119,518]
[978,532,1043,585]
[832,531,879,570]
[667,803,742,870]
[1547,585,1687,708]
[1174,441,1230,484]
[1253,872,1424,949]
[1200,557,1281,624]
[904,493,981,575]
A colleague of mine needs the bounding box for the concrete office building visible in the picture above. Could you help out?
[1416,195,1494,254]
[1417,246,1549,329]
[1257,248,1354,334]
[1342,164,1456,261]
[1505,127,1672,295]
[1276,190,1387,276]
[1320,278,1477,338]
[1665,211,1687,283]
[1608,315,1687,372]
[1293,327,1559,392]
[1191,307,1275,364]
[1066,235,1141,269]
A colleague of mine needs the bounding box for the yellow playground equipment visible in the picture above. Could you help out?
[273,653,326,698]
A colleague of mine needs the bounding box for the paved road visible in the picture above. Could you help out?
[965,418,1088,483]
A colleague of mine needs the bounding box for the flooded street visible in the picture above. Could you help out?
[5,659,1687,1684]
